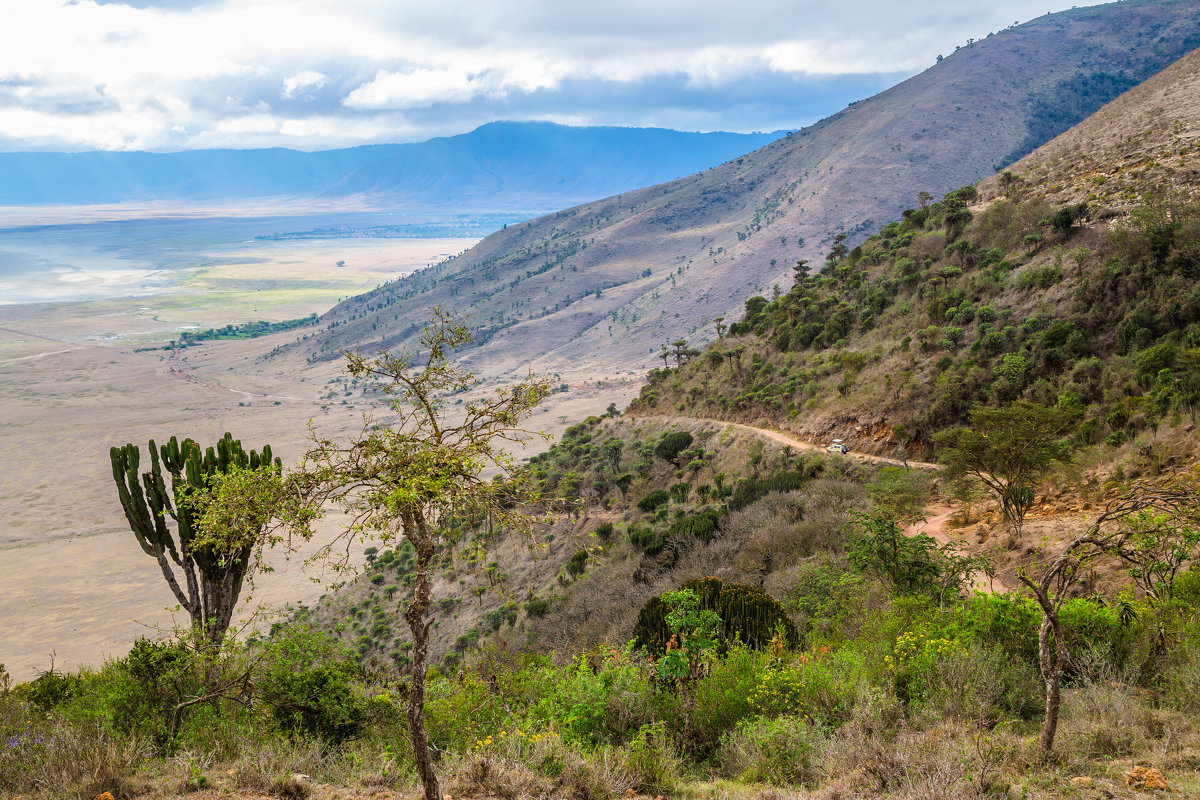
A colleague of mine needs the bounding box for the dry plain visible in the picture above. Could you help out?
[0,229,640,681]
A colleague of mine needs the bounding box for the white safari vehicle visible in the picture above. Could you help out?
[826,438,850,454]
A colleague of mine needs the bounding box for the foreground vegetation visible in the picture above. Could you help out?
[5,550,1200,798]
[6,409,1200,798]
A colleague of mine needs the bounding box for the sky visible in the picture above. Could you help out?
[0,0,1101,153]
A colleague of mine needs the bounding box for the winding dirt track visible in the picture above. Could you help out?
[640,414,1009,593]
[165,346,310,403]
[641,415,939,470]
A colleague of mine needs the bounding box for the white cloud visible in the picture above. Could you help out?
[282,70,326,99]
[343,68,487,110]
[215,113,280,134]
[0,0,1098,150]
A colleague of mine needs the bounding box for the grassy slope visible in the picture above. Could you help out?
[632,45,1200,466]
[299,415,823,675]
[283,1,1200,381]
[11,401,1200,800]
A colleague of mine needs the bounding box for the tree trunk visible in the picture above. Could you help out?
[681,681,698,757]
[405,513,442,800]
[1036,611,1067,753]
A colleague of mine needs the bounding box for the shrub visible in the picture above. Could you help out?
[637,490,670,512]
[925,641,1042,721]
[566,549,589,578]
[1163,613,1200,712]
[621,723,679,794]
[525,596,551,618]
[484,608,505,632]
[595,522,615,542]
[715,715,823,786]
[726,468,817,513]
[1017,263,1063,289]
[690,646,761,745]
[23,668,87,713]
[868,466,932,521]
[455,629,481,652]
[957,593,1040,663]
[654,432,694,464]
[669,482,691,503]
[629,526,664,555]
[259,630,367,745]
[666,509,725,543]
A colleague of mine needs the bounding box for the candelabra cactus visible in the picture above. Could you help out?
[110,432,282,645]
[633,576,797,657]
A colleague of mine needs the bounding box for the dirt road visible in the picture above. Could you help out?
[166,345,311,403]
[903,505,1010,593]
[640,414,1011,593]
[642,415,940,470]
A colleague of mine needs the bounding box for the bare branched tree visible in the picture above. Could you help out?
[1019,474,1200,754]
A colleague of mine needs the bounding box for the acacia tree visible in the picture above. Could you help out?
[934,401,1078,536]
[1018,477,1200,754]
[297,309,551,800]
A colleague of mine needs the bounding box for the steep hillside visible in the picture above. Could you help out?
[634,46,1200,464]
[979,38,1200,209]
[292,0,1200,378]
[0,122,775,209]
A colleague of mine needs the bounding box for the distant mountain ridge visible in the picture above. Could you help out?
[321,122,785,209]
[292,0,1200,377]
[0,122,781,210]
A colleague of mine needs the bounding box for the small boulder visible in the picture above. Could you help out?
[1069,776,1094,787]
[93,794,115,800]
[1125,766,1168,790]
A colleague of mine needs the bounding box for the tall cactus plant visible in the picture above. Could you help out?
[633,576,797,657]
[110,432,282,645]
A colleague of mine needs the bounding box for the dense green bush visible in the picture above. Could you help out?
[525,596,551,617]
[637,490,670,512]
[629,526,665,555]
[566,549,589,578]
[716,715,823,785]
[666,508,725,543]
[654,432,694,464]
[258,628,367,745]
